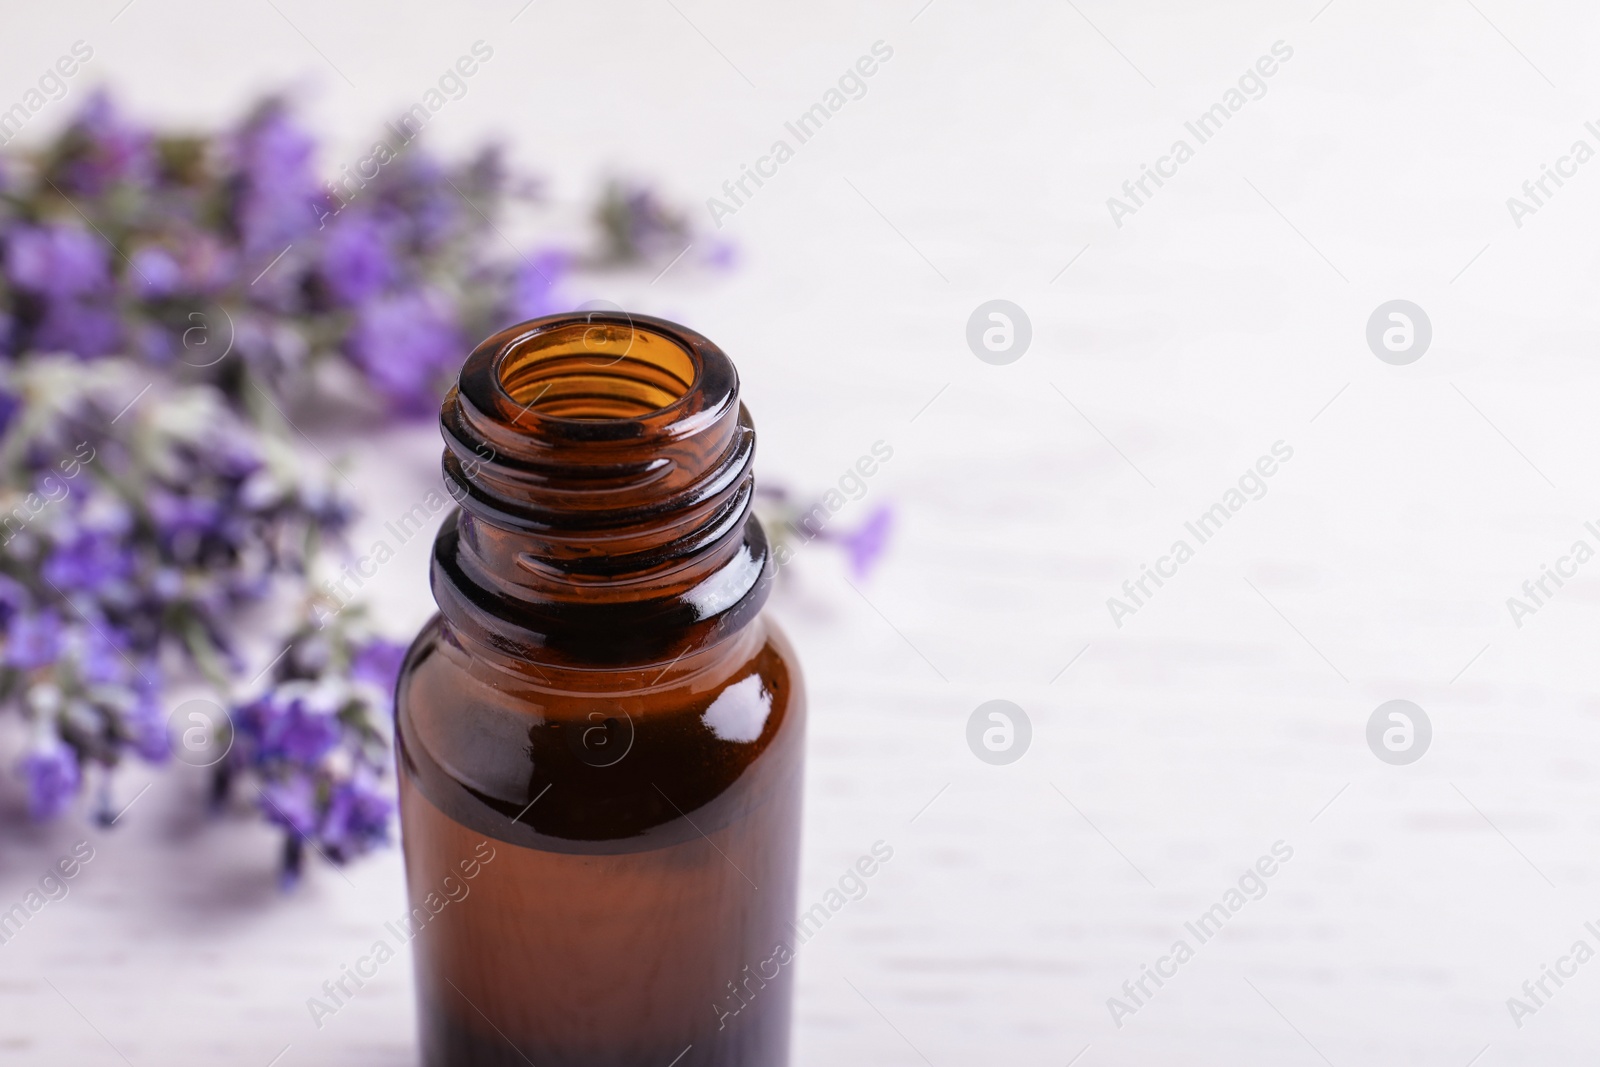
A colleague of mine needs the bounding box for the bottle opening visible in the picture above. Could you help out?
[497,319,698,421]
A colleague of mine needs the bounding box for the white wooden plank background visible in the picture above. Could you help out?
[5,2,1600,1064]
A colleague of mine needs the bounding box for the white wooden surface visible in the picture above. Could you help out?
[5,2,1600,1064]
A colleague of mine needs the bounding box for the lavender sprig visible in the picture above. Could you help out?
[0,357,347,824]
[227,613,403,889]
[0,90,729,884]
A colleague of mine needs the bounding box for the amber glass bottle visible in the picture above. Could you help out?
[394,312,806,1067]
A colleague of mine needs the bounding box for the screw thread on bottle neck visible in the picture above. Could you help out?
[432,312,771,668]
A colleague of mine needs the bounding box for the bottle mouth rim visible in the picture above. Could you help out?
[455,311,738,445]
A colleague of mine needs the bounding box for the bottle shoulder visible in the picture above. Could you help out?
[395,612,803,851]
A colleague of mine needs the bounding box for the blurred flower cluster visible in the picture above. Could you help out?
[229,620,405,887]
[2,92,719,414]
[0,90,723,883]
[0,357,363,838]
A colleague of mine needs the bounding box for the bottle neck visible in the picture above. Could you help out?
[430,312,772,671]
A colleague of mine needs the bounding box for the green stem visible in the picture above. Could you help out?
[181,616,234,695]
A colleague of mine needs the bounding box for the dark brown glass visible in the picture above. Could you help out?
[395,313,805,1067]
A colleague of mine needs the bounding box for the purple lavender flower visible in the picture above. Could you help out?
[375,154,461,254]
[134,322,176,363]
[230,103,320,258]
[125,686,170,762]
[6,224,111,297]
[147,490,226,554]
[259,773,318,837]
[320,774,392,860]
[52,91,155,196]
[129,245,183,299]
[234,690,342,766]
[0,575,27,629]
[92,674,170,764]
[43,525,136,592]
[20,734,80,820]
[278,701,343,764]
[0,387,20,438]
[32,300,122,358]
[703,239,738,271]
[351,637,407,701]
[345,288,461,414]
[508,248,569,321]
[837,503,894,581]
[7,609,63,670]
[320,216,396,306]
[6,224,120,357]
[74,622,134,685]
